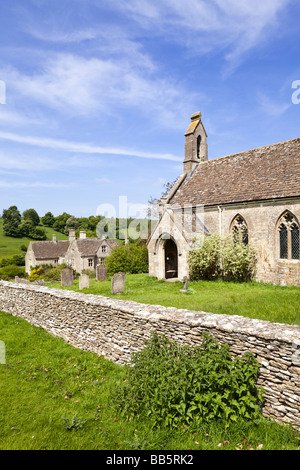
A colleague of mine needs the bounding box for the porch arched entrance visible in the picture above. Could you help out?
[164,239,178,279]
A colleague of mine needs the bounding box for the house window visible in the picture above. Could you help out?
[231,215,248,246]
[100,258,105,265]
[88,258,93,267]
[102,245,107,253]
[278,212,300,260]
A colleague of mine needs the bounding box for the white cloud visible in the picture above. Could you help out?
[0,131,182,162]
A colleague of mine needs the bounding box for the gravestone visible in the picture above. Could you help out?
[79,273,90,290]
[61,268,73,287]
[180,276,189,293]
[111,272,126,294]
[34,279,45,286]
[96,264,107,281]
[15,276,30,284]
[0,340,5,364]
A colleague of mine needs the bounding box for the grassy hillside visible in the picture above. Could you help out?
[0,218,68,260]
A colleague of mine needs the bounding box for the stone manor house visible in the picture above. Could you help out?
[147,112,300,286]
[25,229,119,274]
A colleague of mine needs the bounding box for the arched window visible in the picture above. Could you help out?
[197,135,202,160]
[278,212,300,260]
[231,215,248,246]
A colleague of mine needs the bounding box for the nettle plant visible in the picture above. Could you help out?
[188,233,257,282]
[115,332,264,430]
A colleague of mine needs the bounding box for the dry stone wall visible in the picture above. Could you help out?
[0,280,299,428]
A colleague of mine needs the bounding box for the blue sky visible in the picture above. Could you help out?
[0,0,299,219]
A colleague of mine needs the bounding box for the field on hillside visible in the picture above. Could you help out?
[0,218,67,260]
[50,273,300,325]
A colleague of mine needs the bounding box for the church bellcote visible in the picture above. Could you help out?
[184,112,208,174]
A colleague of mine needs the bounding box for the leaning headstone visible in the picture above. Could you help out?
[34,279,45,286]
[180,276,189,293]
[111,272,126,294]
[61,268,73,287]
[96,264,107,281]
[79,274,90,290]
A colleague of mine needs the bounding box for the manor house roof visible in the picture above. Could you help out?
[30,240,70,260]
[76,238,119,256]
[169,137,300,207]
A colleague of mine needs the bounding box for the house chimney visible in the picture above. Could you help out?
[52,234,57,243]
[69,229,76,241]
[183,112,208,174]
[79,231,86,239]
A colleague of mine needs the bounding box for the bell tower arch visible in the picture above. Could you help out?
[184,112,208,174]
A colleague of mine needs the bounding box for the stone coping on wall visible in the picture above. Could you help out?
[1,280,299,346]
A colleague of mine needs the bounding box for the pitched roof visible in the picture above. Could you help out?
[169,137,300,207]
[30,240,70,260]
[76,238,119,256]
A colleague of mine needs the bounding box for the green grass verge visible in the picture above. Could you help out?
[50,273,300,325]
[0,311,299,450]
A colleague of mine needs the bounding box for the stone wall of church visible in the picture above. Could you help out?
[204,198,300,286]
[0,280,299,428]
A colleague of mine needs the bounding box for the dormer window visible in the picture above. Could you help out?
[102,245,107,253]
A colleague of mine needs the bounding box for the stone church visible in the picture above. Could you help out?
[147,112,300,286]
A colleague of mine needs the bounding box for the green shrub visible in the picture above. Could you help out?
[0,254,25,268]
[106,244,148,276]
[188,234,222,281]
[221,236,257,282]
[0,264,26,280]
[189,233,257,282]
[114,332,264,430]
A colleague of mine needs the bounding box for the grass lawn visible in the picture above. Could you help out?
[0,218,67,260]
[50,273,300,325]
[0,311,299,451]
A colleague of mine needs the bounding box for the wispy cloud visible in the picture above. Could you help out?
[111,0,291,72]
[0,50,197,123]
[257,91,291,118]
[0,131,182,162]
[95,177,112,184]
[0,180,69,188]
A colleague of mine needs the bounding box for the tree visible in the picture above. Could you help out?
[19,219,46,240]
[41,211,55,227]
[23,208,40,226]
[52,212,72,233]
[64,216,79,234]
[2,206,21,237]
